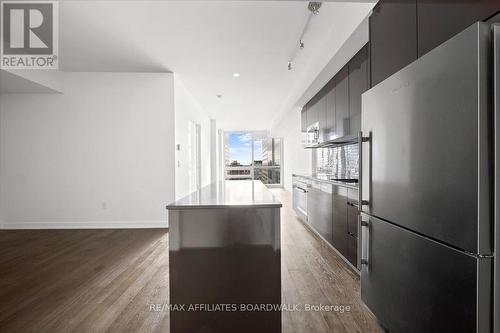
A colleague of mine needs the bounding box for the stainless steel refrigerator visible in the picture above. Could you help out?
[359,22,499,333]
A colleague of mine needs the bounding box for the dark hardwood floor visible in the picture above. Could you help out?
[0,189,382,332]
[273,189,382,333]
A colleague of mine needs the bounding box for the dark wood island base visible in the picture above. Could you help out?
[166,181,282,333]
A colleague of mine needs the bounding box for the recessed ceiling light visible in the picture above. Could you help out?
[233,73,240,78]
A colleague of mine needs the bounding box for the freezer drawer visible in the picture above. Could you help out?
[361,22,492,254]
[361,214,492,333]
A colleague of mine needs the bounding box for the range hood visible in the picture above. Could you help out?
[304,134,358,148]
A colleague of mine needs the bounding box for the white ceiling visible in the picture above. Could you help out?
[58,1,375,130]
[0,70,60,94]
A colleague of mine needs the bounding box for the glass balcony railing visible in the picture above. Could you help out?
[224,132,283,186]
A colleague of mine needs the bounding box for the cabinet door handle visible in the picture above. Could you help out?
[347,201,359,208]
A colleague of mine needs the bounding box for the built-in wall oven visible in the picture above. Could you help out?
[292,178,309,222]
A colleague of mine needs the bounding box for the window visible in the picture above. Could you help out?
[224,131,282,186]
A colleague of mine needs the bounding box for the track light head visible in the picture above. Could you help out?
[308,2,322,15]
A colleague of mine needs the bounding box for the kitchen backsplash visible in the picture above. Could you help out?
[314,144,359,179]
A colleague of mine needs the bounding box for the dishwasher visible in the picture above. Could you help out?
[292,177,309,222]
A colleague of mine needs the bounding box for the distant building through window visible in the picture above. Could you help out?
[224,132,282,186]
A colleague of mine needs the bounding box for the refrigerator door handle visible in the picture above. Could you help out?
[360,215,370,267]
[493,23,500,333]
[358,131,370,211]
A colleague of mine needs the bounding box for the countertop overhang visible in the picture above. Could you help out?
[166,180,282,210]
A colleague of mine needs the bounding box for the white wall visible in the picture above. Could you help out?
[271,106,311,192]
[210,119,217,183]
[0,72,175,229]
[174,76,212,199]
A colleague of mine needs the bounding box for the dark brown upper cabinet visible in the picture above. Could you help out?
[370,0,417,87]
[348,45,369,135]
[325,79,336,141]
[317,95,327,143]
[301,43,368,143]
[417,0,500,57]
[335,65,349,138]
[306,98,319,129]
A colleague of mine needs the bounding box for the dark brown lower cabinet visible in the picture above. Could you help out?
[307,181,333,245]
[346,189,359,267]
[307,182,359,269]
[346,234,358,267]
[332,186,348,258]
[347,204,358,238]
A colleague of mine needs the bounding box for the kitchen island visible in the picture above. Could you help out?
[166,180,282,333]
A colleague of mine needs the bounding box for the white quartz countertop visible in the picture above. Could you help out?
[293,173,359,190]
[166,180,282,210]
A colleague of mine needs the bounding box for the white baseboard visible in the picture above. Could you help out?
[0,220,168,230]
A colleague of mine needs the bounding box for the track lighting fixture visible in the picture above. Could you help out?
[288,2,322,70]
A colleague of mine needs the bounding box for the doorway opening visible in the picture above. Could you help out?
[188,121,201,192]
